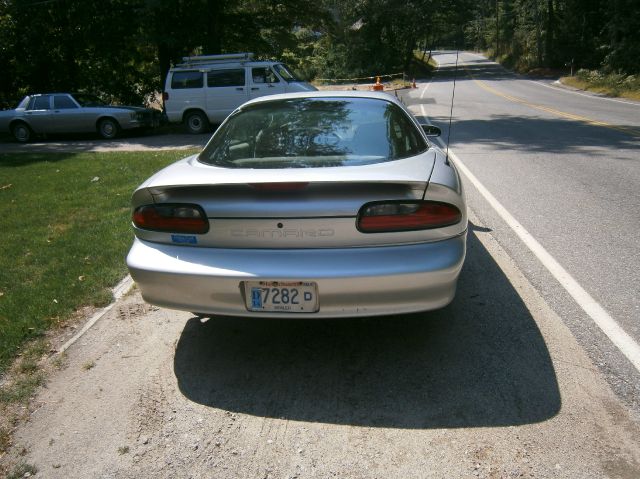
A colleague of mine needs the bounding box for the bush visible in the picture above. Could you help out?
[571,68,640,98]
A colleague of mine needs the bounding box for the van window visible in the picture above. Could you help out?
[252,67,280,84]
[171,71,203,89]
[207,69,245,87]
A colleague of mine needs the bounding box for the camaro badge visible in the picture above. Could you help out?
[230,228,335,238]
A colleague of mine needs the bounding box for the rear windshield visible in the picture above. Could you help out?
[73,94,107,107]
[198,97,428,169]
[171,71,203,89]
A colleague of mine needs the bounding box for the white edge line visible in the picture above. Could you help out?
[529,79,640,106]
[57,275,134,355]
[415,97,640,373]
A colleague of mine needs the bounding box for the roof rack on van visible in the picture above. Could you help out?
[176,53,254,67]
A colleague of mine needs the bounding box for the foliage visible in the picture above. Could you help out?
[2,1,156,105]
[0,0,331,106]
[563,69,640,100]
[0,0,637,104]
[304,0,467,80]
[465,0,640,74]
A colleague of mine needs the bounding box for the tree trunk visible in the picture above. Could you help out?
[545,0,555,66]
[495,0,500,56]
[158,42,171,94]
[536,1,543,65]
[404,36,416,72]
[205,0,222,54]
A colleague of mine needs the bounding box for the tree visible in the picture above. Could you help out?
[0,0,17,107]
[0,0,637,107]
[603,0,640,73]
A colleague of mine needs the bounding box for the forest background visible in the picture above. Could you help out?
[0,0,638,107]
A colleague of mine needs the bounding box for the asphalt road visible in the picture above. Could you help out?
[401,51,640,412]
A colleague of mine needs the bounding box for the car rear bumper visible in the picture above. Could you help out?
[123,112,161,130]
[126,234,467,318]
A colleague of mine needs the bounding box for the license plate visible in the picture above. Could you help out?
[244,281,318,313]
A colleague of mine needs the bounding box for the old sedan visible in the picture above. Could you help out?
[0,93,159,142]
[126,91,467,318]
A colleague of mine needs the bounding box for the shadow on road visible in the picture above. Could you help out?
[412,56,640,146]
[428,54,518,82]
[417,114,639,153]
[174,229,561,429]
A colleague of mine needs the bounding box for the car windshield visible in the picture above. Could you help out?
[273,64,302,82]
[72,93,108,107]
[198,97,428,169]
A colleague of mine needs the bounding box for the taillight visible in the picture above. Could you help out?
[132,204,209,234]
[357,201,461,233]
[162,92,169,101]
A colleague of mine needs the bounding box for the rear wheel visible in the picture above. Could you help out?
[98,118,120,139]
[184,111,209,134]
[11,122,32,143]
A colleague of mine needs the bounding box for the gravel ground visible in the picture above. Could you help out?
[2,212,639,478]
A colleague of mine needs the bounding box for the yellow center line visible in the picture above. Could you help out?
[469,73,640,137]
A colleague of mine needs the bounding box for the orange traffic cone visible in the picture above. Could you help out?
[373,76,384,91]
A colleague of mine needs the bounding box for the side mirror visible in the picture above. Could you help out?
[421,124,441,137]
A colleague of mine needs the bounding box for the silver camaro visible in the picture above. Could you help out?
[127,91,467,318]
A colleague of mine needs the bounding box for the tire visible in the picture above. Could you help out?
[98,118,120,139]
[11,122,32,143]
[184,111,209,134]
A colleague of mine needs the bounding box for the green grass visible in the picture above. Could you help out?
[0,150,196,374]
[412,51,437,76]
[561,70,640,101]
[0,371,45,403]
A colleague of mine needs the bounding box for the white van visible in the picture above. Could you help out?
[163,53,317,133]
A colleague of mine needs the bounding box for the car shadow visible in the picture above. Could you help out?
[173,228,561,429]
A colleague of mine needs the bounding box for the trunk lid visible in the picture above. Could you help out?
[133,152,442,248]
